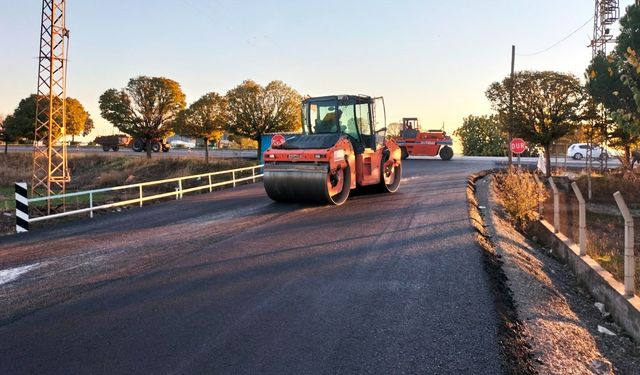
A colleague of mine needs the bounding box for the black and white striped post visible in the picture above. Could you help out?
[15,182,29,233]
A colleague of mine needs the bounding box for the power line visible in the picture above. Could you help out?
[517,16,594,57]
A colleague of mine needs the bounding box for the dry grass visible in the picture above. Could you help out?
[0,154,32,185]
[494,169,547,230]
[585,212,640,292]
[542,174,640,292]
[0,153,255,189]
[575,173,640,208]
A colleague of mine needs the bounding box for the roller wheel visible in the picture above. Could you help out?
[263,164,351,205]
[378,154,402,193]
[151,141,161,153]
[400,146,409,160]
[439,146,453,161]
[132,139,144,152]
[102,145,110,152]
[326,166,350,205]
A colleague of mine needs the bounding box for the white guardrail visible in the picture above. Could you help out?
[15,164,264,233]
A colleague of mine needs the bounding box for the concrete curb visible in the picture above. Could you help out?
[531,219,640,342]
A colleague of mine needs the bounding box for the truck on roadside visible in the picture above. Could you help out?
[94,135,171,153]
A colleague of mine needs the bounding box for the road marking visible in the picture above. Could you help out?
[0,263,44,286]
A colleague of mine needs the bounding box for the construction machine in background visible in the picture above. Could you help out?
[93,135,171,153]
[393,117,454,160]
[262,95,402,205]
[93,134,132,152]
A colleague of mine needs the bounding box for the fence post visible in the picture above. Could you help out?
[571,182,586,256]
[252,167,256,183]
[178,179,183,199]
[15,182,29,233]
[549,177,560,233]
[613,191,635,298]
[208,174,213,193]
[89,192,94,219]
[533,174,543,218]
[139,185,143,207]
[232,171,236,187]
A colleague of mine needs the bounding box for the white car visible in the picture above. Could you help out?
[170,140,196,148]
[566,143,611,160]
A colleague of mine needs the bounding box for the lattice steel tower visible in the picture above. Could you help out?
[33,0,69,213]
[591,0,620,57]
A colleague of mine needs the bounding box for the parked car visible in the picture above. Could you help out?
[170,139,196,148]
[566,143,611,160]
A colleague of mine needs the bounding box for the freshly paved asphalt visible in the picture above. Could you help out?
[0,157,502,374]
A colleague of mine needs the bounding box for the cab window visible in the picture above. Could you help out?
[355,103,372,148]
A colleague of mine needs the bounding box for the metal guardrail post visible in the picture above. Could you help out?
[533,174,543,218]
[571,182,586,256]
[208,174,213,193]
[15,182,29,233]
[139,186,143,207]
[89,192,94,218]
[252,168,256,183]
[549,177,560,233]
[232,171,236,187]
[178,179,183,200]
[613,191,635,297]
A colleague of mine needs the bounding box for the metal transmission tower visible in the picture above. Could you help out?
[591,0,620,57]
[33,0,70,214]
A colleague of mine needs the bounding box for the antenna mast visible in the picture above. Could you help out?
[591,0,620,57]
[33,0,69,214]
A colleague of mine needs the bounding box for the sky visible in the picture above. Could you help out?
[0,0,636,140]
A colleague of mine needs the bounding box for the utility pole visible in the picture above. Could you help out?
[508,45,515,170]
[33,0,69,214]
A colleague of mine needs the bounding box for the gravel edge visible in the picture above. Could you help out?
[472,171,640,374]
[466,171,537,375]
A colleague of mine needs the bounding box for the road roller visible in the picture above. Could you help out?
[263,95,402,205]
[393,117,454,160]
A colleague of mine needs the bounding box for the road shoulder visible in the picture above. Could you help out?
[475,174,640,374]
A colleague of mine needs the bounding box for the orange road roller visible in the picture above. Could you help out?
[263,95,402,205]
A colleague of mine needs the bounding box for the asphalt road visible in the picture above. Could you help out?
[0,158,503,374]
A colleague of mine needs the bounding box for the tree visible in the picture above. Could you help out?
[586,52,638,162]
[174,92,227,163]
[453,115,506,156]
[99,76,186,158]
[82,117,95,137]
[3,95,41,141]
[616,3,640,58]
[65,97,93,142]
[225,80,301,158]
[610,3,640,162]
[386,121,402,137]
[2,94,94,144]
[486,71,584,176]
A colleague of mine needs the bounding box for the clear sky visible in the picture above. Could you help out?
[0,0,636,139]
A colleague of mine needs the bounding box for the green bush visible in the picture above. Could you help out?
[494,169,547,230]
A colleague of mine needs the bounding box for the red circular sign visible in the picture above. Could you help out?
[510,138,526,154]
[271,134,286,148]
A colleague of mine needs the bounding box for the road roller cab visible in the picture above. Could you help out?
[263,95,402,205]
